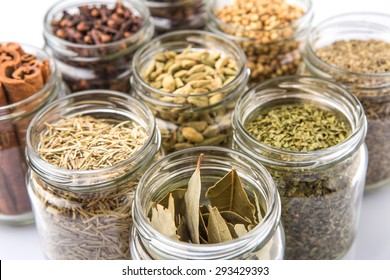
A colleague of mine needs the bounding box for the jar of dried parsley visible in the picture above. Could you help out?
[26,91,161,260]
[131,30,249,154]
[131,147,284,260]
[232,76,368,260]
[300,13,390,191]
[207,0,313,83]
[146,0,206,34]
[43,0,154,93]
[0,42,61,226]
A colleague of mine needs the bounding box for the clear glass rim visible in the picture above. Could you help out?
[306,12,390,79]
[131,29,248,101]
[134,146,281,256]
[146,0,200,8]
[43,0,152,50]
[234,75,367,164]
[26,90,158,183]
[206,0,313,34]
[0,42,58,116]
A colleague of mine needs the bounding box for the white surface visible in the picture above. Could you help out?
[0,0,390,260]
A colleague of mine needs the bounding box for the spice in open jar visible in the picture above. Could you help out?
[232,76,368,259]
[131,30,249,154]
[146,0,206,34]
[131,147,285,259]
[26,91,161,259]
[302,33,390,189]
[44,0,154,93]
[0,42,59,225]
[207,0,313,83]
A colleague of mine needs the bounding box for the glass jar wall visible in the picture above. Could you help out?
[131,30,249,154]
[300,13,390,190]
[0,43,60,225]
[43,0,154,93]
[131,147,284,260]
[26,91,161,259]
[232,76,368,260]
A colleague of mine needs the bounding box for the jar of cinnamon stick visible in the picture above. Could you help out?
[43,0,154,93]
[0,42,60,226]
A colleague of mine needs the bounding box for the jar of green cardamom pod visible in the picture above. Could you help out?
[131,30,249,154]
[299,13,390,191]
[131,146,285,260]
[26,90,162,260]
[232,76,368,260]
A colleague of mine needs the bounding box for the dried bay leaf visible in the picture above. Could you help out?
[199,211,209,243]
[205,169,256,224]
[207,205,233,244]
[226,222,238,239]
[184,154,203,244]
[234,224,248,237]
[159,188,187,219]
[177,215,191,242]
[149,204,178,240]
[253,191,264,225]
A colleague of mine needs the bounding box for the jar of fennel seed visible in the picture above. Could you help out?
[43,0,154,93]
[26,91,161,260]
[131,30,249,154]
[146,0,206,35]
[207,0,313,84]
[232,76,368,260]
[299,13,390,190]
[131,147,285,260]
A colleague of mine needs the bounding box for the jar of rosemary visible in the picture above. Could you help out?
[131,147,284,260]
[26,90,161,260]
[131,30,249,154]
[232,76,368,260]
[206,0,313,84]
[299,13,390,190]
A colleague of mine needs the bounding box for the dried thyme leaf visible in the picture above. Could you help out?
[205,169,256,223]
[184,154,203,244]
[207,205,233,244]
[149,204,178,240]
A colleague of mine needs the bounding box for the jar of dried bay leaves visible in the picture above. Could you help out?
[26,91,161,260]
[131,30,249,154]
[232,76,368,260]
[131,147,284,260]
[300,13,390,190]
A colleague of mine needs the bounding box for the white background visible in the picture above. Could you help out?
[0,0,390,260]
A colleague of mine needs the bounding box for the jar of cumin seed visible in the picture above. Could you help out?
[43,0,154,93]
[299,13,390,191]
[131,30,249,154]
[131,147,285,260]
[232,76,368,260]
[26,91,161,259]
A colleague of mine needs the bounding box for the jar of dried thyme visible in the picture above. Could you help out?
[43,0,154,93]
[206,0,313,84]
[0,42,61,226]
[232,76,368,260]
[131,30,249,154]
[300,13,390,191]
[146,0,206,35]
[131,146,284,260]
[26,90,161,260]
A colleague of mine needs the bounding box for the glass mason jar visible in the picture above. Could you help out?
[26,90,161,259]
[131,146,285,260]
[131,30,249,154]
[43,0,154,93]
[206,0,313,84]
[146,0,206,35]
[0,43,60,226]
[232,76,368,260]
[300,13,390,191]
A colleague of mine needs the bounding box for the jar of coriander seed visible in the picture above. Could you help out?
[43,0,154,93]
[26,90,161,260]
[207,0,313,84]
[131,147,285,260]
[232,76,368,260]
[299,13,390,190]
[131,30,249,154]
